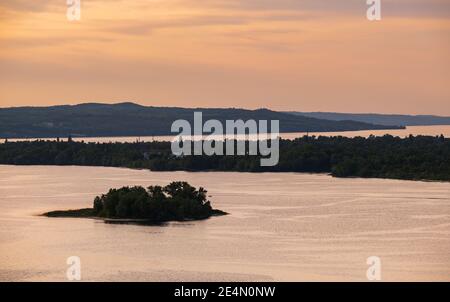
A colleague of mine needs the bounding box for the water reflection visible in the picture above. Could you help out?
[0,166,449,281]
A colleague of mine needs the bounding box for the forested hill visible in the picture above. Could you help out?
[287,112,450,126]
[0,102,402,139]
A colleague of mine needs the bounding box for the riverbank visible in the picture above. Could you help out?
[1,135,449,181]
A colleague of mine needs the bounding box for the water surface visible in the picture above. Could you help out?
[3,125,450,144]
[0,165,449,281]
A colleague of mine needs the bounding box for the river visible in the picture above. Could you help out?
[0,165,449,281]
[3,125,450,144]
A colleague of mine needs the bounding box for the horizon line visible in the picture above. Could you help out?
[1,101,450,118]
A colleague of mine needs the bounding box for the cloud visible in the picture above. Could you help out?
[97,11,314,36]
[2,0,449,17]
[0,0,60,13]
[99,15,249,36]
[1,0,449,114]
[0,36,114,49]
[162,0,450,18]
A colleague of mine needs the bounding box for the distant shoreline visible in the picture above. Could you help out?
[3,125,450,143]
[1,127,406,141]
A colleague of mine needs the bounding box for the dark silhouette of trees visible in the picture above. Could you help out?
[45,182,226,223]
[90,182,221,222]
[1,135,449,181]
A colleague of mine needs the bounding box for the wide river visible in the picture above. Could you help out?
[0,165,449,281]
[4,125,450,144]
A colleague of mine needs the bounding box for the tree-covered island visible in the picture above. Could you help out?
[43,182,227,224]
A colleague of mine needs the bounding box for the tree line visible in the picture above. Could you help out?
[1,135,449,181]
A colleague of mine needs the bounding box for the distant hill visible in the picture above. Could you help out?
[287,112,450,127]
[0,102,402,139]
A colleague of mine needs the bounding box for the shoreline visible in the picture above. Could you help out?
[0,125,408,141]
[41,207,228,226]
[3,124,450,143]
[1,164,448,183]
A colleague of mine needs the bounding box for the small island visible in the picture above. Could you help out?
[43,182,227,225]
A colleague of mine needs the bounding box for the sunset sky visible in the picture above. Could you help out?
[0,0,449,114]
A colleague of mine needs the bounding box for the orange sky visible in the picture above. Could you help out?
[0,0,449,114]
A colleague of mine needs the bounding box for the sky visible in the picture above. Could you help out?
[0,0,449,114]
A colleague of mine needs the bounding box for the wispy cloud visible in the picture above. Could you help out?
[0,0,449,114]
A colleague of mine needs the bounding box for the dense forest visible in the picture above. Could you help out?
[1,135,449,181]
[44,182,227,223]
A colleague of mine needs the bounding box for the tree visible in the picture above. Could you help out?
[93,196,103,215]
